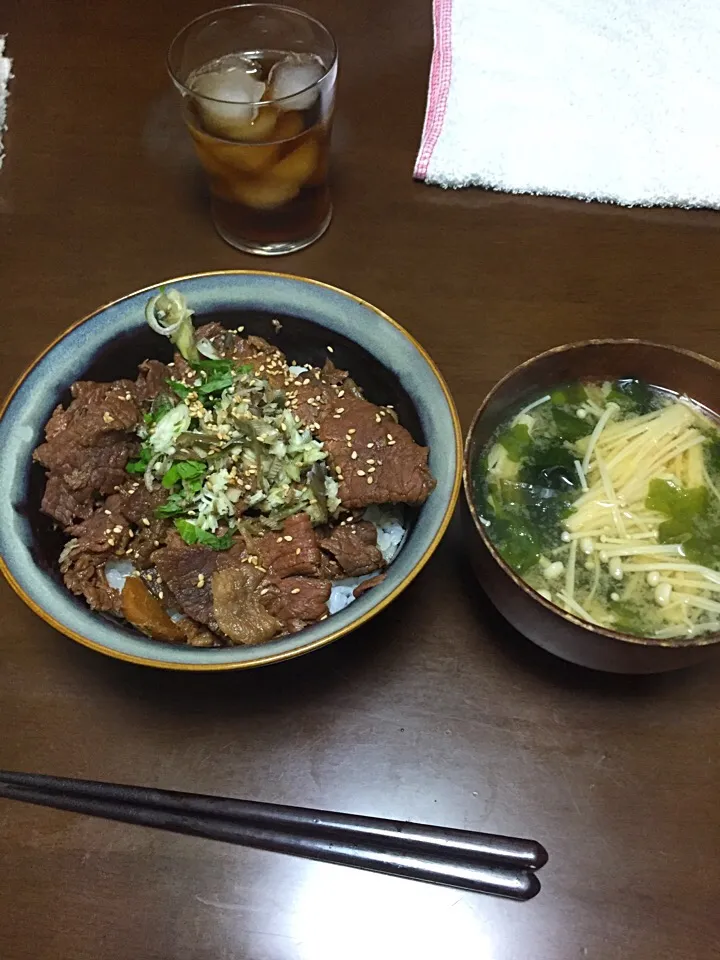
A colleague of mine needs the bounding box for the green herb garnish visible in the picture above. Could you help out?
[161,459,207,490]
[167,379,191,400]
[125,445,152,474]
[174,519,233,550]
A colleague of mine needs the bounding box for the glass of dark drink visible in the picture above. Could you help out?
[168,4,337,256]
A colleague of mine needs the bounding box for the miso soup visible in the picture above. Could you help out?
[474,378,720,641]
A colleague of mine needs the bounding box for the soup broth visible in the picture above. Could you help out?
[474,378,720,641]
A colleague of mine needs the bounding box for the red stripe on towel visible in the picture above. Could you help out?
[414,0,453,179]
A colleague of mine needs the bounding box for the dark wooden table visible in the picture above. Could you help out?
[2,2,720,957]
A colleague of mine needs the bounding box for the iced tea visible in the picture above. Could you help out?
[168,6,337,256]
[186,51,332,254]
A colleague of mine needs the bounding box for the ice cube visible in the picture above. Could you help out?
[191,66,267,140]
[273,110,305,142]
[268,53,325,112]
[191,126,280,179]
[270,138,319,186]
[229,177,300,210]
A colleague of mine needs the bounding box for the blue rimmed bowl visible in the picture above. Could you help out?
[0,271,461,670]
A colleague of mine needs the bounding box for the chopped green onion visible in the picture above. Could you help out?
[175,519,233,550]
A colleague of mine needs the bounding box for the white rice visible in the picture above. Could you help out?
[326,505,406,611]
[363,504,405,563]
[104,558,136,591]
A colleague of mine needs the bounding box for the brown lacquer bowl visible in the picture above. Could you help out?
[463,340,720,674]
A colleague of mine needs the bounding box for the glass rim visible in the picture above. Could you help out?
[167,3,337,109]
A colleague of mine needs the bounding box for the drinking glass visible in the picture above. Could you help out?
[168,4,337,256]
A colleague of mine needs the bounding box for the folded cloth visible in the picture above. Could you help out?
[0,36,11,169]
[415,0,720,208]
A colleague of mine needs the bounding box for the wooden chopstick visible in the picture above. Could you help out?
[0,771,546,900]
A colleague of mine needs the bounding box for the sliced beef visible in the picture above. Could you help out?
[250,512,321,578]
[34,380,140,526]
[152,540,221,626]
[134,360,172,403]
[155,528,328,644]
[177,617,224,648]
[41,476,96,527]
[172,328,286,384]
[316,395,435,509]
[38,435,137,528]
[105,483,169,567]
[60,506,132,613]
[319,521,384,577]
[152,534,247,627]
[263,576,331,633]
[212,565,282,646]
[320,359,348,387]
[319,552,342,581]
[353,573,387,598]
[61,551,120,613]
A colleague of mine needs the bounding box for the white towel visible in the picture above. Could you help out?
[0,36,11,170]
[415,0,720,208]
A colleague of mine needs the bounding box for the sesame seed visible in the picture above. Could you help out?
[128,530,135,538]
[260,588,269,596]
[357,470,366,476]
[153,540,160,547]
[257,566,267,573]
[108,537,115,546]
[367,459,375,464]
[158,591,164,600]
[104,509,112,515]
[332,414,341,419]
[367,443,374,449]
[367,476,374,484]
[112,525,123,534]
[295,548,301,555]
[277,537,284,543]
[388,439,396,446]
[335,407,345,414]
[351,451,358,460]
[375,414,382,423]
[284,535,293,542]
[387,434,393,441]
[337,390,345,398]
[368,467,376,473]
[327,346,334,353]
[291,588,301,594]
[141,518,150,527]
[102,412,114,423]
[348,428,356,434]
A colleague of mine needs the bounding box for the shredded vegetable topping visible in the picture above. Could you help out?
[145,288,200,363]
[129,289,341,549]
